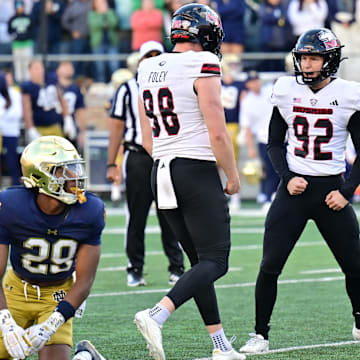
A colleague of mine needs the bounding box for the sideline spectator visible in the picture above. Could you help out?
[212,0,246,54]
[0,0,14,57]
[8,0,34,83]
[57,61,86,151]
[240,71,279,209]
[0,70,22,186]
[130,0,164,51]
[220,53,245,211]
[31,0,65,57]
[258,0,291,71]
[88,0,119,83]
[21,60,74,142]
[61,0,91,76]
[287,0,328,44]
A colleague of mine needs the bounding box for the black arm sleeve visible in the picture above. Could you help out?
[267,106,296,186]
[339,111,360,200]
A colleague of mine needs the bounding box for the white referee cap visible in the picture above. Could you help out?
[139,41,164,60]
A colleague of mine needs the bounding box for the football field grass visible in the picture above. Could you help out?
[39,205,360,359]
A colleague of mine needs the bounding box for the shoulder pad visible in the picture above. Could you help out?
[271,76,295,105]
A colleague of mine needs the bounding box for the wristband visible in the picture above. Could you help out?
[55,300,76,321]
[106,163,117,168]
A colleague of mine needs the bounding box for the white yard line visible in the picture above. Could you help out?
[193,340,359,359]
[99,241,325,259]
[97,266,242,273]
[89,275,344,298]
[103,226,266,235]
[300,268,342,275]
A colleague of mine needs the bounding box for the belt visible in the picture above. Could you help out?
[124,142,147,153]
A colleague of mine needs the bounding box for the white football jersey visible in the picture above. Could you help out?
[271,76,360,176]
[138,51,221,161]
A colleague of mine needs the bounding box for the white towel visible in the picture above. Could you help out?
[157,156,178,209]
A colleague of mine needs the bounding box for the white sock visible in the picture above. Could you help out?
[148,303,171,327]
[210,328,232,352]
[72,351,92,360]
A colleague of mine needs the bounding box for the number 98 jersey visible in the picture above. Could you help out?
[138,51,221,161]
[272,76,360,176]
[0,187,105,283]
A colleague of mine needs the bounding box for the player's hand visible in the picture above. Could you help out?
[0,309,32,359]
[325,190,349,211]
[106,165,120,183]
[224,176,241,195]
[27,127,41,143]
[287,177,308,195]
[25,311,65,353]
[25,324,51,353]
[63,115,77,140]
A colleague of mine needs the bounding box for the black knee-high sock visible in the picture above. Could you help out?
[255,270,279,340]
[346,274,360,328]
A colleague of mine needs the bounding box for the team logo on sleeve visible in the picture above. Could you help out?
[201,63,220,75]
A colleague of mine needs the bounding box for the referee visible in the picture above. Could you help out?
[106,41,184,287]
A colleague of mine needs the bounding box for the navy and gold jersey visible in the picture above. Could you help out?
[221,80,245,124]
[21,72,63,127]
[0,187,105,283]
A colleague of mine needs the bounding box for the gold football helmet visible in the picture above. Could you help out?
[111,68,133,89]
[20,136,87,204]
[242,159,264,185]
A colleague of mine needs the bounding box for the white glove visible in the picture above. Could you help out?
[27,127,41,143]
[63,115,77,140]
[0,309,32,359]
[75,300,86,318]
[25,311,65,353]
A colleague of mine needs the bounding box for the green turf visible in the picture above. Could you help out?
[28,209,360,359]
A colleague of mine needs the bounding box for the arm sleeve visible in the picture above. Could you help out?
[267,106,295,185]
[339,111,360,200]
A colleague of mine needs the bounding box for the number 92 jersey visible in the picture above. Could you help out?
[272,76,360,176]
[138,50,221,161]
[0,187,106,283]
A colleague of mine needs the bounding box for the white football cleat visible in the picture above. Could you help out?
[352,324,360,340]
[212,348,246,360]
[239,333,269,353]
[134,309,165,360]
[74,340,106,360]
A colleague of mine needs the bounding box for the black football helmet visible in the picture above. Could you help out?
[292,28,343,86]
[170,3,224,59]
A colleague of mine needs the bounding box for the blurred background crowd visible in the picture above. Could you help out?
[0,0,360,206]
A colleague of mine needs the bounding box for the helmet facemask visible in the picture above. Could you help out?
[45,160,87,204]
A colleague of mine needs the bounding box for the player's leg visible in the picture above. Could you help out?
[125,151,153,285]
[241,182,308,353]
[313,189,360,340]
[38,344,71,360]
[167,159,244,358]
[156,209,185,285]
[0,269,35,359]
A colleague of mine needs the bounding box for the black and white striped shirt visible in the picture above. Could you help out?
[110,77,143,146]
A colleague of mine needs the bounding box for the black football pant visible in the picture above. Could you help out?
[152,158,231,326]
[125,150,184,275]
[255,175,360,338]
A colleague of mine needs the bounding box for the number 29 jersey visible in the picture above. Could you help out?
[138,50,221,161]
[0,187,105,283]
[272,76,360,176]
